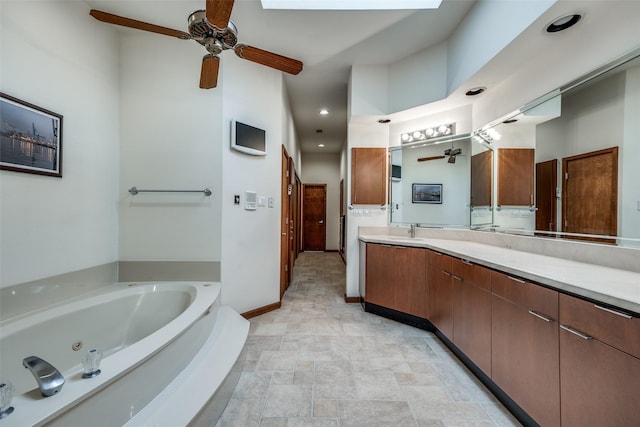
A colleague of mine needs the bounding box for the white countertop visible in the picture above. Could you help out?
[359,233,640,314]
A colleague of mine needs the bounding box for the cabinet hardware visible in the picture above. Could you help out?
[508,276,526,284]
[560,324,592,340]
[461,259,473,265]
[452,275,463,281]
[528,310,554,322]
[441,270,451,276]
[594,305,634,319]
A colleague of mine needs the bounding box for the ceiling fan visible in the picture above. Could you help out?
[417,147,463,164]
[89,0,303,89]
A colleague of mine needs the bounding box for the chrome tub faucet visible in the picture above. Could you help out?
[22,356,64,397]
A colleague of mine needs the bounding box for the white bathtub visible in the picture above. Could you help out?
[0,282,249,426]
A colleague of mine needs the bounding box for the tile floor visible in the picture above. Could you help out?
[216,252,522,427]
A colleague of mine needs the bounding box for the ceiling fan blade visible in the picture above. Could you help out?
[200,55,220,89]
[206,0,235,30]
[417,155,446,162]
[235,44,303,75]
[90,10,191,40]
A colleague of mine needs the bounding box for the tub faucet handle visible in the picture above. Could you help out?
[0,381,15,419]
[22,356,65,397]
[82,348,103,379]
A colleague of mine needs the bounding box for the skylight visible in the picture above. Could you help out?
[260,0,442,10]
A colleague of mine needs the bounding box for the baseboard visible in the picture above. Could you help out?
[344,294,362,304]
[339,251,345,264]
[241,301,282,319]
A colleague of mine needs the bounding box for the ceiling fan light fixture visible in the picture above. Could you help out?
[448,156,456,164]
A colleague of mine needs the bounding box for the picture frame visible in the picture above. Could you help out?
[1,92,63,177]
[412,183,442,204]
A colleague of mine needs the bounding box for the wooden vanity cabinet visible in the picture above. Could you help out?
[451,259,492,375]
[558,293,640,427]
[427,251,454,339]
[351,148,386,205]
[497,148,534,206]
[365,243,426,317]
[491,271,560,427]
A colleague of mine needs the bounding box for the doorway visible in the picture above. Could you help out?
[303,184,327,251]
[536,159,558,233]
[562,147,618,238]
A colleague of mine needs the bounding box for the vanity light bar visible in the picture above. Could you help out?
[401,123,455,144]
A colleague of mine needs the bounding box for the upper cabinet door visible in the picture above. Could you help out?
[498,148,534,206]
[351,148,386,205]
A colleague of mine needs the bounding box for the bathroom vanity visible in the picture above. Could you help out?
[359,228,640,427]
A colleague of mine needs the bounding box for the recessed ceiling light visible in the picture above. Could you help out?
[546,14,582,33]
[503,119,518,124]
[378,119,391,124]
[318,144,325,148]
[465,87,486,96]
[319,108,329,116]
[261,0,442,10]
[316,129,323,133]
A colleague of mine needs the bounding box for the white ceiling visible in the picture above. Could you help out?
[83,0,640,155]
[84,0,475,153]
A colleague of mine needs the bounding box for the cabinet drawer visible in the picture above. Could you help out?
[492,271,558,319]
[428,250,451,271]
[452,258,491,290]
[559,293,640,359]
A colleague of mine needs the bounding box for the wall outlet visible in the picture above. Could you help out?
[268,197,274,208]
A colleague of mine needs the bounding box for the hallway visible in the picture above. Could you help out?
[217,252,521,426]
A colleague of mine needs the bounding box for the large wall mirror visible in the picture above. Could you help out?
[484,48,640,247]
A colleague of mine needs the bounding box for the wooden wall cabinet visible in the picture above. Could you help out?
[365,243,426,317]
[351,148,386,205]
[452,259,492,375]
[498,148,534,206]
[427,251,454,339]
[558,293,640,427]
[491,271,560,427]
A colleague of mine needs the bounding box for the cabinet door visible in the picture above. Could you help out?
[365,243,394,308]
[393,246,426,318]
[427,252,454,339]
[498,148,534,206]
[559,294,640,426]
[452,277,492,375]
[491,271,560,427]
[351,148,386,205]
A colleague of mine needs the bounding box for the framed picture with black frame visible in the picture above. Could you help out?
[1,92,63,177]
[412,183,442,204]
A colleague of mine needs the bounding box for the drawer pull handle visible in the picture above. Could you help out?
[528,310,553,323]
[461,259,473,265]
[508,276,526,284]
[594,305,633,319]
[560,324,592,340]
[442,270,451,276]
[452,275,463,281]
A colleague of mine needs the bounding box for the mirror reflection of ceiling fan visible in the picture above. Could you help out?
[89,0,303,89]
[417,147,463,164]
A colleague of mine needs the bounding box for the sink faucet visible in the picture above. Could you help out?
[409,223,417,238]
[22,356,65,397]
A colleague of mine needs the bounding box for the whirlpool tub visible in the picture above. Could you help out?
[0,282,249,426]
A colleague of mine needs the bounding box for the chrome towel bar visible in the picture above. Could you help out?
[128,187,212,196]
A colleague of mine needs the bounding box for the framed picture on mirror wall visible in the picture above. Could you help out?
[1,92,63,177]
[412,183,442,204]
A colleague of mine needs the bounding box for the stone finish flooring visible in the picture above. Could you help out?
[216,252,521,426]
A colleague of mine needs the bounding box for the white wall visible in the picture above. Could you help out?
[622,67,640,241]
[1,1,120,287]
[118,31,223,263]
[301,152,341,250]
[220,54,291,313]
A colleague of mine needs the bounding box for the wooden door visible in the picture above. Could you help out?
[303,184,326,251]
[288,157,296,275]
[351,148,386,205]
[536,159,558,232]
[280,146,291,297]
[498,148,535,206]
[562,147,618,237]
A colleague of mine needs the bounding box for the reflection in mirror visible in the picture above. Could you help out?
[485,49,640,247]
[389,134,475,227]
